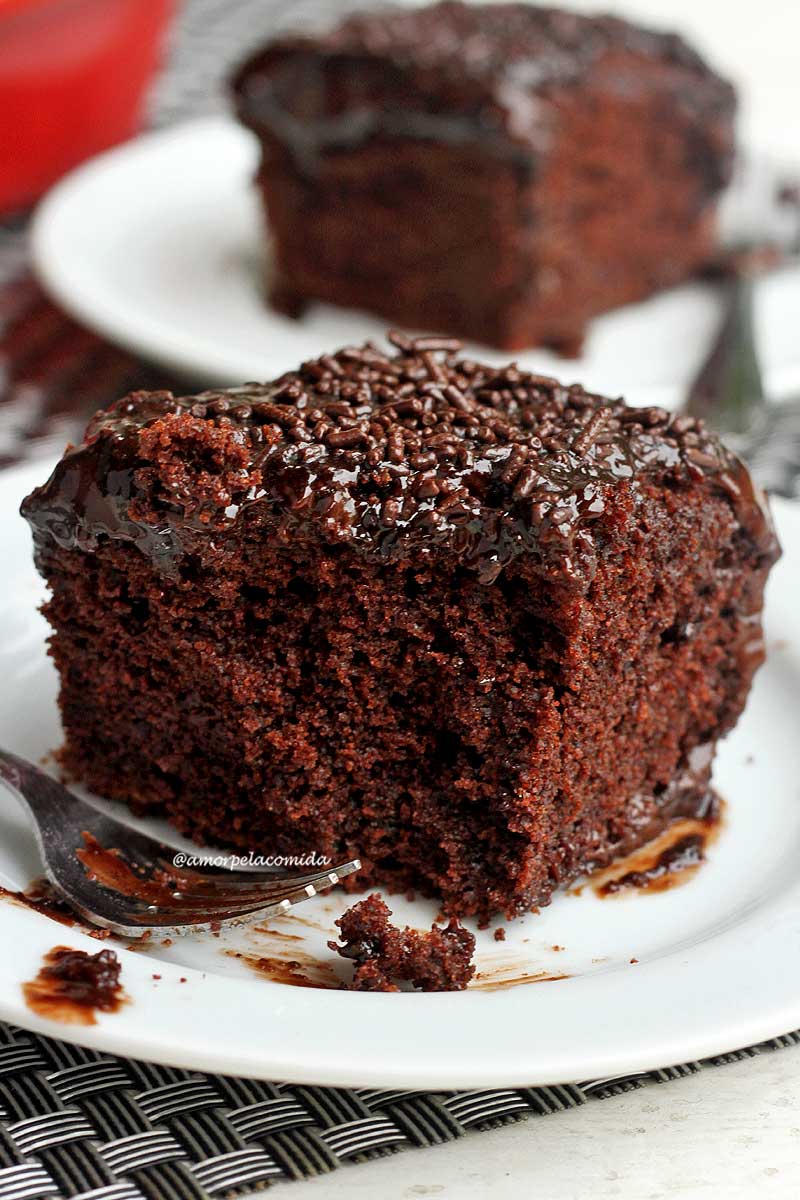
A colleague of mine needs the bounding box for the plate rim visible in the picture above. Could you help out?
[1,898,800,1090]
[2,458,800,1087]
[30,117,261,387]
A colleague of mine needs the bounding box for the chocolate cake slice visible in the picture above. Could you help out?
[22,334,778,922]
[232,1,736,353]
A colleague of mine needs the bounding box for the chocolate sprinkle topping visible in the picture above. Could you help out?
[22,334,777,588]
[233,1,735,177]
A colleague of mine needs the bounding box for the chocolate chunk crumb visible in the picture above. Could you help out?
[330,895,475,991]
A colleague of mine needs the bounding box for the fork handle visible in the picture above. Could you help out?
[686,268,768,445]
[0,748,70,862]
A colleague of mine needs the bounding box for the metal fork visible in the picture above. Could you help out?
[0,750,360,938]
[686,181,800,497]
[685,258,800,498]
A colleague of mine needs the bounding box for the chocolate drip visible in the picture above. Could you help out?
[22,335,779,587]
[232,1,735,180]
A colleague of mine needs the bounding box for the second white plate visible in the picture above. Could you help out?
[30,116,800,405]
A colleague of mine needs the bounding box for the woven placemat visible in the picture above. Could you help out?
[0,1020,798,1200]
[2,3,799,1197]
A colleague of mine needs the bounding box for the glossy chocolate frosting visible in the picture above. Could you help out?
[21,333,778,588]
[232,1,736,179]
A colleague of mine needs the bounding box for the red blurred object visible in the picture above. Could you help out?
[0,0,175,216]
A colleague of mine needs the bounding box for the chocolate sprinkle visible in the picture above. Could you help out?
[21,334,777,588]
[233,1,735,176]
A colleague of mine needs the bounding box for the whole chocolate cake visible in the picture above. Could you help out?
[22,333,779,922]
[232,1,736,353]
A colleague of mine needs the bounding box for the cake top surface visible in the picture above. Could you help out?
[281,2,704,78]
[22,333,776,589]
[234,1,734,139]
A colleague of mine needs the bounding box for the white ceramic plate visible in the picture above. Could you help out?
[30,116,800,406]
[2,458,800,1087]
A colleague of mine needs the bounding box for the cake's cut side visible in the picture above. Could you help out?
[330,894,476,991]
[232,1,736,352]
[22,335,779,922]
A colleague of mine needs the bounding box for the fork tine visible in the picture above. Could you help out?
[150,897,295,923]
[1,748,361,938]
[114,851,359,892]
[279,875,346,910]
[125,861,361,917]
[114,895,295,930]
[141,873,317,901]
[75,865,355,933]
[142,860,361,907]
[256,868,355,911]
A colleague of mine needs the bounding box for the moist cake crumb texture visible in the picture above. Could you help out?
[330,894,476,991]
[232,0,736,351]
[21,333,779,923]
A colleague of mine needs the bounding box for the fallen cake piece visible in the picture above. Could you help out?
[21,333,779,922]
[232,1,736,352]
[330,894,476,991]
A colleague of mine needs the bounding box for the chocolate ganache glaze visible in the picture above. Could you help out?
[22,333,778,587]
[233,1,735,187]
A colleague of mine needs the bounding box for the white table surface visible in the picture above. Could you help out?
[246,1,800,1195]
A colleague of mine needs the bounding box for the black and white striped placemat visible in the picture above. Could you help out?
[0,1020,798,1200]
